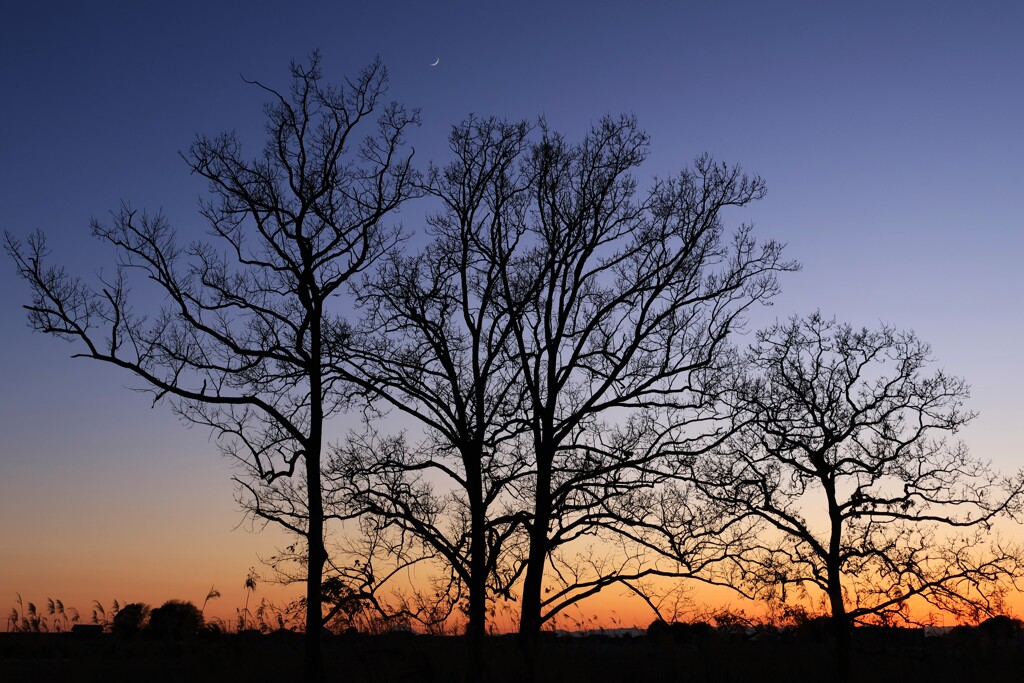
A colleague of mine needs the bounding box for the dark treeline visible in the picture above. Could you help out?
[5,613,1024,683]
[7,54,1024,681]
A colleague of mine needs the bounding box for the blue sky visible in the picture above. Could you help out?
[1,0,1021,618]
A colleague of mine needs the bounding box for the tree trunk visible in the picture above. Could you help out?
[466,461,487,680]
[827,567,850,682]
[305,521,325,683]
[518,518,548,683]
[824,476,849,681]
[519,527,547,638]
[304,451,326,683]
[305,342,326,682]
[519,457,551,641]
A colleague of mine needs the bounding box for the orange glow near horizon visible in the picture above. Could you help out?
[6,477,1022,634]
[7,552,1024,634]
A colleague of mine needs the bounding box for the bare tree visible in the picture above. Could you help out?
[496,116,795,640]
[5,52,418,681]
[328,116,535,654]
[693,313,1024,666]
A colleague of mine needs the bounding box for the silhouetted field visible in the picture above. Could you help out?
[3,628,1024,682]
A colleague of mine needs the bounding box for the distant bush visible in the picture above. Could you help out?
[112,602,150,637]
[670,620,713,641]
[708,607,756,636]
[646,619,669,638]
[148,600,204,640]
[979,615,1024,641]
[646,619,713,643]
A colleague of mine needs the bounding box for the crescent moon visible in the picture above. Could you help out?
[430,58,440,67]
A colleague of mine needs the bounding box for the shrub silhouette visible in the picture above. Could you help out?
[647,619,669,639]
[669,620,713,643]
[112,603,150,637]
[979,615,1024,641]
[647,619,713,644]
[148,600,204,640]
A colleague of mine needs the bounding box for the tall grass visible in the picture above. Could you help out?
[7,576,300,635]
[7,593,81,632]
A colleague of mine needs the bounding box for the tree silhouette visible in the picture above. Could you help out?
[5,52,418,681]
[692,313,1024,670]
[494,117,795,640]
[329,116,534,655]
[148,600,203,640]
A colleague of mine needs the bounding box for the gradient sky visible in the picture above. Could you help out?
[2,0,1022,628]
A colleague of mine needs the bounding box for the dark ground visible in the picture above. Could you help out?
[2,628,1022,682]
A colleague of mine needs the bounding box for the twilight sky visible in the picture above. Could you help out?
[2,0,1022,627]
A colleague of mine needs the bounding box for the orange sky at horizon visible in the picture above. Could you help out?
[10,571,1019,634]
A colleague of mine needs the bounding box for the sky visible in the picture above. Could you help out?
[1,0,1022,629]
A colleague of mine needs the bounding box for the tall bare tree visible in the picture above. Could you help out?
[5,52,419,680]
[329,116,535,653]
[497,117,795,639]
[693,313,1024,667]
